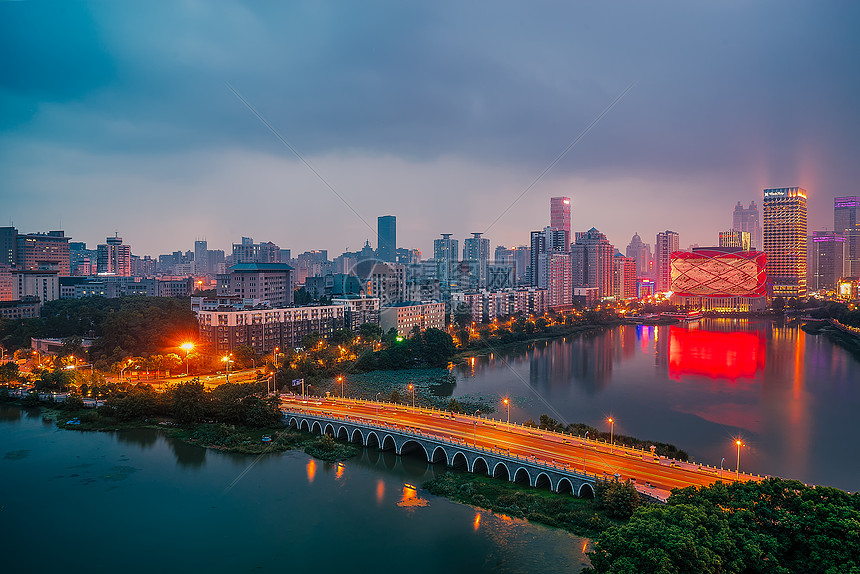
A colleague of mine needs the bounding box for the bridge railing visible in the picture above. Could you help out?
[282,396,768,483]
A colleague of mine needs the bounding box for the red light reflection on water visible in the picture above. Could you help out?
[668,327,765,381]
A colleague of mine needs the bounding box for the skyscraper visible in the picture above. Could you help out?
[194,240,208,275]
[835,196,859,275]
[763,187,807,298]
[550,197,571,247]
[808,231,845,291]
[15,230,71,276]
[571,227,615,297]
[377,215,396,262]
[733,201,762,250]
[463,232,490,289]
[655,231,679,292]
[97,234,132,276]
[625,233,652,279]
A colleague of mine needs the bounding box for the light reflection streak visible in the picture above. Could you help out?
[306,459,316,484]
[376,479,384,505]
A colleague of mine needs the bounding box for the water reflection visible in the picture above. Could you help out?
[668,326,765,381]
[0,404,23,422]
[168,437,206,469]
[115,428,158,450]
[306,458,316,483]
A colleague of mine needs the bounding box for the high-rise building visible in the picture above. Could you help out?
[433,233,459,297]
[733,201,762,250]
[571,227,615,298]
[613,254,637,300]
[763,187,807,298]
[377,215,396,262]
[625,233,653,279]
[835,196,859,275]
[463,232,490,289]
[15,230,71,276]
[808,231,846,292]
[217,263,294,307]
[194,240,209,275]
[0,227,16,267]
[550,197,571,247]
[97,235,132,276]
[529,227,566,287]
[513,246,530,286]
[655,231,680,292]
[719,230,751,251]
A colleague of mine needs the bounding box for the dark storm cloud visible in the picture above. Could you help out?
[1,0,859,253]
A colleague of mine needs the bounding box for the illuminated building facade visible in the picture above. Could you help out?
[719,230,751,251]
[835,196,860,275]
[625,233,653,280]
[808,231,846,292]
[655,230,679,292]
[97,235,132,276]
[763,187,807,298]
[670,247,767,311]
[15,230,71,276]
[571,227,614,298]
[613,254,637,299]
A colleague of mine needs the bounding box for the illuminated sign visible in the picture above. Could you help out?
[670,250,767,297]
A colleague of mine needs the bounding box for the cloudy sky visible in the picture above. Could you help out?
[2,1,858,258]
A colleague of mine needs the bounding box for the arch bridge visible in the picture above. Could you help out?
[286,410,598,498]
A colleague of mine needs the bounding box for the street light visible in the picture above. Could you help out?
[503,397,510,424]
[608,417,615,452]
[407,383,415,408]
[338,376,344,398]
[721,457,725,479]
[473,410,481,447]
[180,342,194,376]
[736,440,743,480]
[222,355,232,382]
[375,392,381,419]
[120,359,133,383]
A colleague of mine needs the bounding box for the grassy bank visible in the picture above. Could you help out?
[423,472,626,538]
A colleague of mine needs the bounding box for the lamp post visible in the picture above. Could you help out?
[583,431,589,473]
[736,440,742,480]
[375,392,381,419]
[503,397,510,424]
[338,376,344,398]
[222,355,232,382]
[180,342,194,376]
[473,410,481,447]
[120,359,133,383]
[608,417,615,452]
[272,347,279,394]
[721,457,725,479]
[408,383,415,408]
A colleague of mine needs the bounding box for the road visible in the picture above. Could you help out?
[281,395,765,500]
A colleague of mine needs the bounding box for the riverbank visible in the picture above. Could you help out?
[454,323,616,360]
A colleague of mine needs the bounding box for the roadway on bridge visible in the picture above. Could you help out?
[281,396,764,497]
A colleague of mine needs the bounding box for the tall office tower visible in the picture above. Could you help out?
[625,233,653,279]
[463,232,490,289]
[763,187,807,298]
[655,230,680,292]
[0,227,16,267]
[377,215,396,262]
[529,231,546,286]
[733,201,762,250]
[513,246,530,285]
[719,230,751,251]
[529,227,566,287]
[808,231,845,291]
[258,241,281,263]
[570,227,615,297]
[16,230,72,276]
[434,234,459,295]
[545,252,572,308]
[194,240,208,274]
[550,197,572,247]
[232,237,259,264]
[97,234,132,276]
[835,197,859,275]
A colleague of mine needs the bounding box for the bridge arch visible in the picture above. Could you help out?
[471,457,490,476]
[513,467,531,486]
[311,421,323,435]
[365,431,380,448]
[323,423,335,437]
[451,451,468,470]
[535,472,552,490]
[577,483,595,499]
[288,417,298,429]
[430,446,448,464]
[492,461,511,481]
[350,428,364,444]
[381,434,397,451]
[557,477,573,495]
[399,440,430,460]
[300,419,311,432]
[336,426,349,441]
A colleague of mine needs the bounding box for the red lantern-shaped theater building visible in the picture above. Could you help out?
[670,247,767,312]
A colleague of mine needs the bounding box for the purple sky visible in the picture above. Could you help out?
[2,1,858,258]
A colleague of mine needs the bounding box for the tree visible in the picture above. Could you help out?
[594,479,640,518]
[772,296,786,312]
[168,381,210,423]
[232,345,259,369]
[358,322,383,341]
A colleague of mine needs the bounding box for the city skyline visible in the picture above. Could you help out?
[3,2,860,258]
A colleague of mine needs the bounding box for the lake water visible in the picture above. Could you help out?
[0,405,591,574]
[452,319,860,492]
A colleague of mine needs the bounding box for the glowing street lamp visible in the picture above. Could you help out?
[608,417,615,452]
[503,397,510,424]
[472,410,481,446]
[222,355,233,382]
[120,359,134,383]
[407,383,415,408]
[338,376,344,398]
[180,342,194,376]
[736,440,743,480]
[583,431,589,473]
[375,392,381,419]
